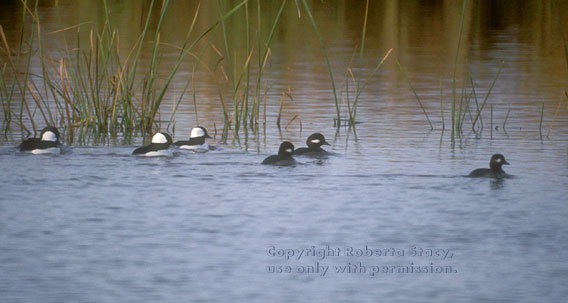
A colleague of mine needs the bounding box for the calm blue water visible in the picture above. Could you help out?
[1,127,567,302]
[2,1,568,301]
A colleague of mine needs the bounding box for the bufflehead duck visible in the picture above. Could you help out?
[468,154,511,178]
[174,126,212,152]
[132,132,174,157]
[294,133,330,156]
[19,126,62,154]
[262,141,296,165]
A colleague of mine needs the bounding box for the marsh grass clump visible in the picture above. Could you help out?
[0,0,252,144]
[1,0,187,142]
[398,0,506,140]
[1,0,396,147]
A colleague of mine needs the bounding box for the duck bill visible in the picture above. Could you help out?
[323,141,331,146]
[205,134,212,139]
[504,160,510,165]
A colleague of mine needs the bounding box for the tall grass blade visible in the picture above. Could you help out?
[452,0,468,140]
[351,0,369,122]
[539,103,545,140]
[471,62,503,129]
[397,60,433,130]
[301,0,340,124]
[251,0,286,128]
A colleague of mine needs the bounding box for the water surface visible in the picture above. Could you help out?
[1,1,568,302]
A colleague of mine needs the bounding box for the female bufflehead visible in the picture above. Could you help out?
[294,133,330,156]
[174,126,212,152]
[132,132,174,157]
[468,154,511,178]
[262,141,295,165]
[19,126,62,154]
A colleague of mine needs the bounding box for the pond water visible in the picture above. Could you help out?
[1,1,568,302]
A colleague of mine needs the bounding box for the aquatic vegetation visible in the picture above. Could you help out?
[0,0,395,145]
[0,0,252,144]
[397,61,433,130]
[398,0,504,140]
[1,0,565,147]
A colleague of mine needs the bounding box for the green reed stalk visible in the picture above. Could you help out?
[452,0,467,140]
[34,1,65,133]
[469,76,482,131]
[17,0,29,56]
[455,73,467,135]
[141,0,169,130]
[503,108,511,131]
[217,0,236,91]
[189,42,210,125]
[150,2,205,133]
[490,104,493,139]
[167,68,193,131]
[232,50,254,140]
[471,63,503,129]
[552,0,568,71]
[439,79,445,130]
[216,1,237,142]
[546,94,566,138]
[252,0,262,129]
[26,82,49,125]
[251,0,286,129]
[165,0,249,142]
[5,0,257,141]
[459,92,472,133]
[1,64,12,130]
[539,103,545,139]
[6,0,39,134]
[301,0,340,124]
[123,0,154,108]
[350,0,369,123]
[213,58,229,139]
[397,60,433,130]
[114,8,158,132]
[0,24,34,134]
[18,1,38,134]
[59,59,75,143]
[241,1,251,131]
[217,0,257,142]
[358,48,392,95]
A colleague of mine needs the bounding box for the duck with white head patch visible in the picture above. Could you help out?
[19,126,63,154]
[262,141,296,166]
[294,133,330,157]
[174,126,212,152]
[468,154,511,178]
[132,132,175,157]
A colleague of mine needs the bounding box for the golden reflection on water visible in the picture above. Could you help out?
[1,0,567,139]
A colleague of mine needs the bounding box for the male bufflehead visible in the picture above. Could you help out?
[19,126,62,154]
[132,132,174,157]
[468,154,511,178]
[294,133,330,156]
[262,141,296,165]
[174,126,212,152]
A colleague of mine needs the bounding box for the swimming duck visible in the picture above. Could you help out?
[262,141,296,166]
[294,133,330,157]
[174,126,212,152]
[468,154,511,178]
[132,132,174,157]
[19,126,62,154]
